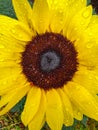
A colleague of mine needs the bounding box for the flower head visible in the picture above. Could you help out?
[0,0,98,130]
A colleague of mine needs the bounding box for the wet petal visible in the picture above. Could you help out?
[64,6,92,41]
[71,102,83,120]
[12,0,33,27]
[0,74,28,95]
[57,89,74,126]
[46,89,63,130]
[63,0,86,35]
[0,15,32,41]
[32,0,50,33]
[65,82,98,121]
[0,85,30,115]
[73,66,98,95]
[76,15,98,68]
[47,0,68,33]
[28,90,46,130]
[21,87,41,126]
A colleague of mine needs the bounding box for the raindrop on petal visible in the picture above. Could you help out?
[86,42,93,48]
[82,8,91,18]
[11,29,16,34]
[0,45,5,49]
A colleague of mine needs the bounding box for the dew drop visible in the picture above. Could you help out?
[0,59,4,62]
[18,34,22,38]
[88,32,92,36]
[0,45,5,48]
[80,21,84,25]
[82,9,90,18]
[96,112,98,115]
[2,81,7,85]
[86,42,93,48]
[66,108,69,112]
[88,75,93,80]
[77,112,81,115]
[53,0,57,4]
[65,120,70,125]
[95,76,98,80]
[11,29,16,34]
[88,102,91,105]
[74,27,78,31]
[75,85,80,90]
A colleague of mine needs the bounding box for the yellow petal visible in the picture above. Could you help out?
[0,90,15,108]
[68,0,86,15]
[0,85,30,116]
[71,102,83,120]
[64,5,92,41]
[12,0,33,27]
[0,67,22,93]
[57,89,74,126]
[63,0,86,35]
[47,0,68,33]
[0,36,25,53]
[21,86,41,126]
[0,61,20,68]
[0,15,32,41]
[64,86,83,120]
[32,0,50,33]
[73,66,98,95]
[28,90,46,130]
[0,73,27,95]
[0,66,21,80]
[0,50,21,62]
[76,39,98,68]
[84,15,98,42]
[65,82,98,121]
[46,89,63,130]
[76,16,98,67]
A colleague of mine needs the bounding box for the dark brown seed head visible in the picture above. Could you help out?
[21,32,78,90]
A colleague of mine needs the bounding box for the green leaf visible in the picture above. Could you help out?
[87,0,91,5]
[0,0,16,18]
[10,96,26,113]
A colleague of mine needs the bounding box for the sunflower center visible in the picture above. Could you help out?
[40,50,61,73]
[21,32,78,90]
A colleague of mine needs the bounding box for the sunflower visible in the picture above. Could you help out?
[0,0,98,130]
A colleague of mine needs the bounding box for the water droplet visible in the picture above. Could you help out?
[88,75,93,79]
[66,108,69,112]
[95,76,98,80]
[88,32,92,36]
[24,3,27,6]
[82,8,90,18]
[75,3,79,8]
[18,34,22,38]
[11,29,16,34]
[80,22,84,25]
[0,45,5,48]
[0,59,4,62]
[86,42,93,48]
[88,102,91,105]
[77,112,81,115]
[3,81,7,85]
[74,27,78,31]
[75,85,80,90]
[96,112,98,115]
[65,120,70,125]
